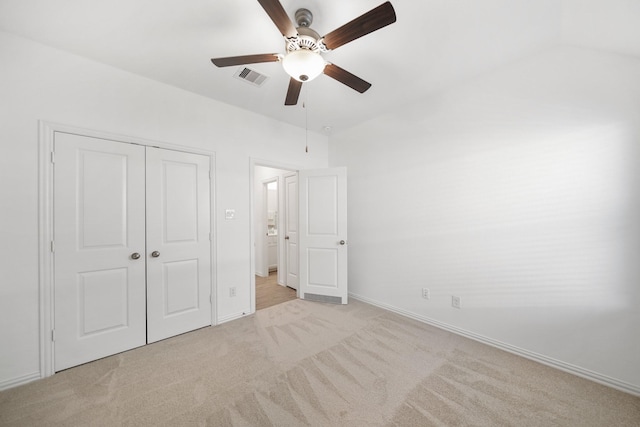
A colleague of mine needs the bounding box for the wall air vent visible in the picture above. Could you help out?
[234,67,268,87]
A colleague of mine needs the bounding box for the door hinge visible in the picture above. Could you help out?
[50,152,55,164]
[209,232,212,241]
[209,294,212,304]
[51,329,55,342]
[50,241,55,253]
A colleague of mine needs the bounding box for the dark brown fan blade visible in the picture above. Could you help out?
[211,54,280,67]
[324,63,372,93]
[257,0,298,39]
[322,1,396,50]
[284,78,303,105]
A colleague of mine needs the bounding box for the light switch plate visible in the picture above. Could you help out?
[225,209,235,220]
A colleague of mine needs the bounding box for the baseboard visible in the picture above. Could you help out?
[217,311,249,324]
[0,371,41,391]
[349,292,640,397]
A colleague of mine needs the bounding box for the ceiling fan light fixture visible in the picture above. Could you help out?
[211,1,397,106]
[282,49,325,82]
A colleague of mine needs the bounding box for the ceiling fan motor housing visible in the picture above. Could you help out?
[286,26,323,53]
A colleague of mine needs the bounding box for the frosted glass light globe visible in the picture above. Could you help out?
[282,49,325,82]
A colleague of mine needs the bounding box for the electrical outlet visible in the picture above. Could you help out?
[229,287,236,297]
[452,295,461,309]
[422,288,430,299]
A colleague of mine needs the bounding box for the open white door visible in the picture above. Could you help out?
[299,167,348,304]
[284,173,299,290]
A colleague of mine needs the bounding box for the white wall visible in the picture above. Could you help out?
[330,46,640,393]
[0,32,328,389]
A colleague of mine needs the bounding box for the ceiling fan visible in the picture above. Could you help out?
[211,0,396,106]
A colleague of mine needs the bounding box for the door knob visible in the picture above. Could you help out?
[151,251,160,258]
[131,252,141,260]
[285,236,290,240]
[339,240,346,245]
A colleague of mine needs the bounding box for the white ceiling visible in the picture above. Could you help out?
[0,0,638,134]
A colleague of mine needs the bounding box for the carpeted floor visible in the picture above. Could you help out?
[1,298,639,426]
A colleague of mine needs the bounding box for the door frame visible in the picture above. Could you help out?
[38,121,217,378]
[249,159,300,314]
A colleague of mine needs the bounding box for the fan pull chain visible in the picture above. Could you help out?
[304,98,309,153]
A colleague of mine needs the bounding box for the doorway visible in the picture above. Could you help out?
[253,164,297,310]
[251,163,349,311]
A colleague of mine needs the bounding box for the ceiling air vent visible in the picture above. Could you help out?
[234,67,268,87]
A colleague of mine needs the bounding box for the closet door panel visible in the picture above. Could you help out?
[146,147,212,343]
[53,132,147,371]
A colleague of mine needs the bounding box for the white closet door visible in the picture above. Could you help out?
[145,147,212,343]
[53,132,147,371]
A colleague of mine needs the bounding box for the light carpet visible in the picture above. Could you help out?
[1,299,639,426]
